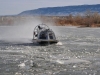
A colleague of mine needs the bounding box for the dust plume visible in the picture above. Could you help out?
[0,17,42,43]
[0,16,58,44]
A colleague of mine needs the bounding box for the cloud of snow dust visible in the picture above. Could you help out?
[0,16,59,44]
[0,17,43,43]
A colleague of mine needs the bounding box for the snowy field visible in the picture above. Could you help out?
[0,26,100,75]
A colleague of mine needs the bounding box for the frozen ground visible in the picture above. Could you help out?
[0,26,100,75]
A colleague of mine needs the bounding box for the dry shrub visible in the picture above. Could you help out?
[0,10,100,27]
[55,10,100,27]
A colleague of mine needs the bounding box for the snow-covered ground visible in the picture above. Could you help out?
[0,26,100,75]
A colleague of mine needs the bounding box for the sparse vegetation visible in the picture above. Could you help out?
[0,11,100,27]
[54,11,100,27]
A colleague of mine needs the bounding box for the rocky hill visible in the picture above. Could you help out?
[19,4,100,16]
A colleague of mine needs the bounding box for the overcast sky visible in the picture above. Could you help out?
[0,0,100,15]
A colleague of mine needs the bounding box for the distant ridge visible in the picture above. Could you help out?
[19,4,100,16]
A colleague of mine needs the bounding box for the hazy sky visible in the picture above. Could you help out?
[0,0,100,15]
